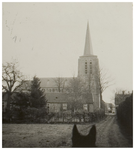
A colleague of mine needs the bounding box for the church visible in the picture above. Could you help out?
[39,23,101,113]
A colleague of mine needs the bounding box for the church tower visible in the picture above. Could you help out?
[78,22,101,110]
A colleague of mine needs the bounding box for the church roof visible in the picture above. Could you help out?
[22,77,93,104]
[39,77,73,88]
[84,22,93,56]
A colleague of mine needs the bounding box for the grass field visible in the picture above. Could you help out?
[3,116,132,148]
[2,123,91,148]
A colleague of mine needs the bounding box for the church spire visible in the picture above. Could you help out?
[84,22,93,56]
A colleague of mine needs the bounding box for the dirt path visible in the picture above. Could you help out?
[2,115,132,148]
[62,115,132,147]
[95,115,132,147]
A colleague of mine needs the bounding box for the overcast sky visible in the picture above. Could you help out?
[2,2,133,103]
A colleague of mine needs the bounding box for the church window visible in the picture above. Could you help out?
[90,62,92,74]
[85,62,87,74]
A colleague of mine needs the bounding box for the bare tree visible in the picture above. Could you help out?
[54,77,66,92]
[2,60,25,120]
[96,67,114,102]
[110,88,123,104]
[65,77,85,112]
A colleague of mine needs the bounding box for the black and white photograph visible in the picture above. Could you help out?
[2,2,133,148]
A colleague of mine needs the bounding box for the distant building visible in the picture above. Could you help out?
[105,103,115,113]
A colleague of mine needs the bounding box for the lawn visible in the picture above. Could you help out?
[2,124,91,148]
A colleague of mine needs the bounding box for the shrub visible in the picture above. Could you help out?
[117,94,133,136]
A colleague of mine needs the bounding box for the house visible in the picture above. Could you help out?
[46,92,93,113]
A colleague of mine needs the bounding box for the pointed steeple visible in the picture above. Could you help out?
[84,22,93,56]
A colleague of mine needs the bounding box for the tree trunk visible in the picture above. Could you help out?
[6,92,12,123]
[100,93,103,108]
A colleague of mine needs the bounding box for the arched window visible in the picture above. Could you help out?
[90,61,92,74]
[85,61,87,74]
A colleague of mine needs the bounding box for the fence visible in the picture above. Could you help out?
[3,107,105,124]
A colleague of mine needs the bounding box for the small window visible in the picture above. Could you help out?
[63,103,67,110]
[83,104,88,110]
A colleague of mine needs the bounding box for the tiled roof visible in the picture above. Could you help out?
[39,77,73,88]
[46,92,93,104]
[22,77,77,88]
[46,93,68,103]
